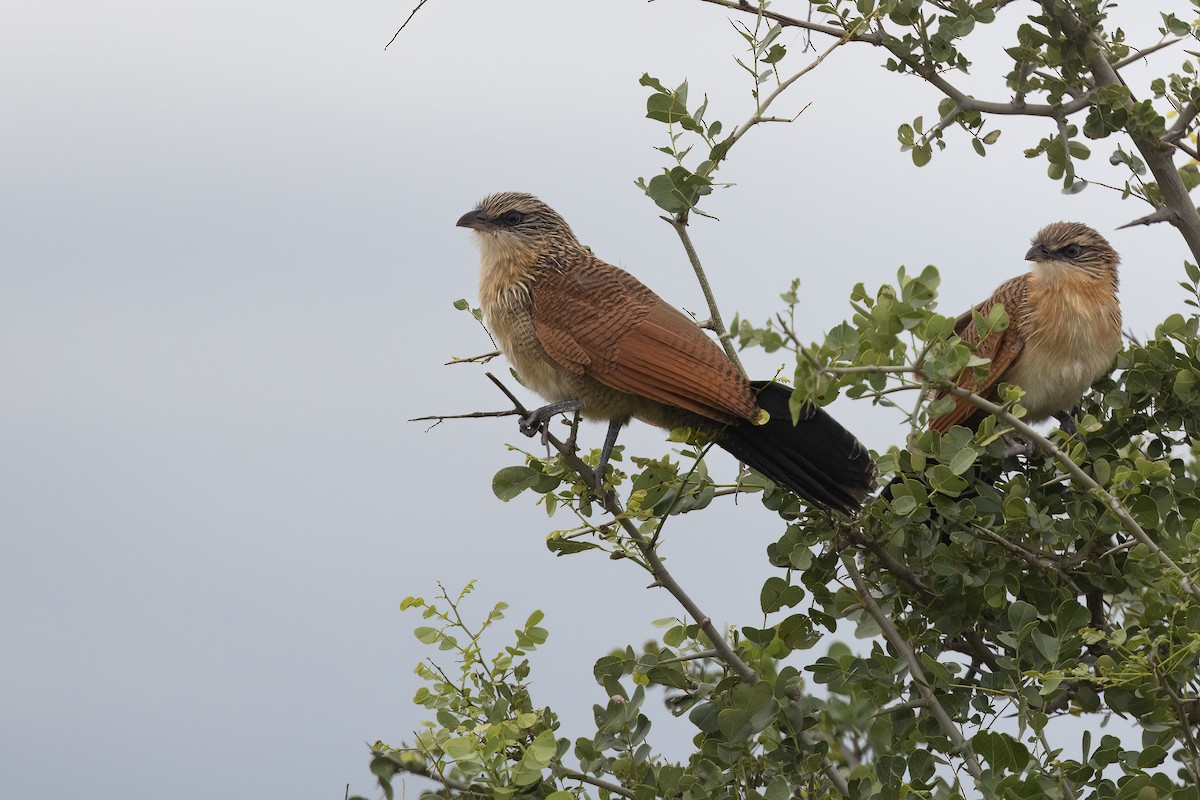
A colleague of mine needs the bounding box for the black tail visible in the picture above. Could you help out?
[716,381,876,514]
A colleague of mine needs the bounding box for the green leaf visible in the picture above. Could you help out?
[947,446,978,476]
[492,466,539,501]
[442,736,478,761]
[972,730,1030,772]
[1008,601,1038,635]
[646,91,689,124]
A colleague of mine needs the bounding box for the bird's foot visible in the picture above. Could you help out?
[1054,409,1084,443]
[1001,435,1038,459]
[519,400,583,444]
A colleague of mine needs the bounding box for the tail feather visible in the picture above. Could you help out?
[716,381,876,513]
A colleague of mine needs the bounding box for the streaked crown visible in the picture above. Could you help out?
[1026,221,1120,281]
[457,192,578,247]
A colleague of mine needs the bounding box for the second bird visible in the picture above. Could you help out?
[457,192,876,513]
[930,221,1122,433]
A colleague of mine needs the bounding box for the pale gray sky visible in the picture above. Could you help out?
[1,1,1189,797]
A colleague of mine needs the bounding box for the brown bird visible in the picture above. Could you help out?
[457,191,876,513]
[930,221,1121,433]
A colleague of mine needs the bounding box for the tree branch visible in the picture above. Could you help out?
[1041,0,1200,261]
[667,217,746,375]
[842,556,991,794]
[410,409,521,427]
[392,761,475,794]
[446,351,501,366]
[819,360,1200,603]
[937,383,1200,604]
[483,372,851,798]
[696,0,880,44]
[550,764,637,799]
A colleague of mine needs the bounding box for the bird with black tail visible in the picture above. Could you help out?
[457,191,876,514]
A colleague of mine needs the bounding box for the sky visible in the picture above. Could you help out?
[1,1,1193,798]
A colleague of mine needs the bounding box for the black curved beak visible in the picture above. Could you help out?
[456,209,490,230]
[1025,243,1050,261]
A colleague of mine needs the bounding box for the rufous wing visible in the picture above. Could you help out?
[929,275,1028,433]
[531,257,759,424]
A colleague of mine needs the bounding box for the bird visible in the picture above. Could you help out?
[929,221,1122,433]
[456,191,876,513]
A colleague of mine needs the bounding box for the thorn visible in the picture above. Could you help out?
[1117,206,1173,229]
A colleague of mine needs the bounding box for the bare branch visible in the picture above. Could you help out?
[1113,36,1183,71]
[410,409,521,427]
[668,217,746,375]
[653,648,721,665]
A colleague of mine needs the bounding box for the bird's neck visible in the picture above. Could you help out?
[1031,259,1118,292]
[476,234,541,304]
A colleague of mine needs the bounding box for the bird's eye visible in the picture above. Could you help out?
[502,211,524,226]
[1063,243,1084,258]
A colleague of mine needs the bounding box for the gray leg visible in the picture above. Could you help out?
[1054,409,1079,437]
[519,400,583,441]
[594,418,623,489]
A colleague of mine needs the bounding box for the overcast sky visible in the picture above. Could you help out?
[1,1,1192,798]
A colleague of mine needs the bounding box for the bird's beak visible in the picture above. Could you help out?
[1025,243,1050,261]
[456,209,490,230]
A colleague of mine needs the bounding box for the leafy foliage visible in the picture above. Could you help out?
[381,2,1200,799]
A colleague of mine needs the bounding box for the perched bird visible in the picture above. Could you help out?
[457,191,876,513]
[930,221,1121,433]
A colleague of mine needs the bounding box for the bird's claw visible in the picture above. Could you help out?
[518,412,545,439]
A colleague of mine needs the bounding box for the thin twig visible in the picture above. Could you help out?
[653,648,721,665]
[446,351,501,366]
[410,410,521,425]
[1112,36,1182,71]
[667,217,746,375]
[385,0,431,49]
[697,0,880,43]
[969,524,1082,594]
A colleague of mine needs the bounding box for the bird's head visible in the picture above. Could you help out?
[1025,222,1120,282]
[457,192,579,266]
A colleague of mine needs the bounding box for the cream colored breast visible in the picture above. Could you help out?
[478,269,579,405]
[1005,267,1120,420]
